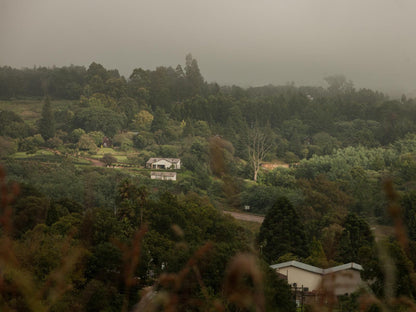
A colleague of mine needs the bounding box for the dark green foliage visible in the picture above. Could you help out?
[258,197,309,263]
[4,160,123,209]
[360,239,416,300]
[184,53,205,96]
[77,134,98,153]
[132,133,151,149]
[402,191,416,241]
[0,136,17,158]
[45,202,69,226]
[39,96,56,140]
[73,107,126,136]
[337,213,374,263]
[86,242,122,280]
[81,279,123,312]
[68,128,86,143]
[240,184,302,214]
[12,195,50,237]
[262,262,296,312]
[101,153,117,166]
[150,107,168,132]
[18,134,45,153]
[117,96,138,124]
[56,198,84,214]
[0,110,23,128]
[337,293,359,312]
[0,111,33,139]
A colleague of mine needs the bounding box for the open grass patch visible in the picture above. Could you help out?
[113,155,128,161]
[234,219,261,237]
[11,149,55,159]
[91,148,136,163]
[95,147,118,155]
[0,99,75,126]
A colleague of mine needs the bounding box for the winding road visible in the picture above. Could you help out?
[223,211,264,223]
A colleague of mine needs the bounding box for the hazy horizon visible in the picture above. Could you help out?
[2,0,416,96]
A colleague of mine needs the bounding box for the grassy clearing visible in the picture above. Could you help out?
[72,157,92,165]
[372,224,395,241]
[92,148,133,162]
[113,155,128,161]
[0,99,75,125]
[0,100,43,125]
[95,147,118,155]
[11,150,55,159]
[235,219,262,236]
[10,149,91,166]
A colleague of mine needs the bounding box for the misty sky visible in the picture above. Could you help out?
[1,0,416,95]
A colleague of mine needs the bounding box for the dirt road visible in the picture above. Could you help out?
[223,211,264,223]
[84,157,105,167]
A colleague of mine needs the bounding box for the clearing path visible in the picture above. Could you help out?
[46,148,106,167]
[223,211,264,223]
[84,157,105,167]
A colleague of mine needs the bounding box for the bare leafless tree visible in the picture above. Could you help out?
[247,126,273,182]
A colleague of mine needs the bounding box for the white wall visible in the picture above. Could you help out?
[276,266,322,291]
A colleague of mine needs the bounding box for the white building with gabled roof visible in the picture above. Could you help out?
[146,158,181,170]
[270,260,363,295]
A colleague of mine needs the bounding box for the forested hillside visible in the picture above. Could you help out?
[1,56,416,311]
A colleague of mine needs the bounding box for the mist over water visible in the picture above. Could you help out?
[1,0,416,96]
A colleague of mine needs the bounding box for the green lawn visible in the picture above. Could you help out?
[12,149,55,159]
[10,149,92,166]
[95,147,118,155]
[92,148,131,162]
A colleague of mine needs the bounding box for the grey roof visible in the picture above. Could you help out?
[146,158,180,164]
[270,260,362,275]
[270,261,323,274]
[323,262,363,274]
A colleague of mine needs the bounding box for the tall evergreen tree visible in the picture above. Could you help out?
[337,213,374,263]
[184,53,204,96]
[39,96,55,140]
[150,108,168,132]
[258,197,309,263]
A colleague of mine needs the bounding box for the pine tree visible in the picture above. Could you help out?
[39,96,55,140]
[184,53,204,96]
[337,213,374,263]
[258,197,309,263]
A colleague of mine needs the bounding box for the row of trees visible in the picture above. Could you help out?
[0,54,205,101]
[2,57,416,174]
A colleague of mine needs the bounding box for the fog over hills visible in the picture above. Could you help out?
[1,0,416,96]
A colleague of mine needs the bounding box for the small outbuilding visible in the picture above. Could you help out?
[270,260,363,296]
[150,171,177,181]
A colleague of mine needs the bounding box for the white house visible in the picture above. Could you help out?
[270,261,363,296]
[150,171,177,181]
[146,158,181,170]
